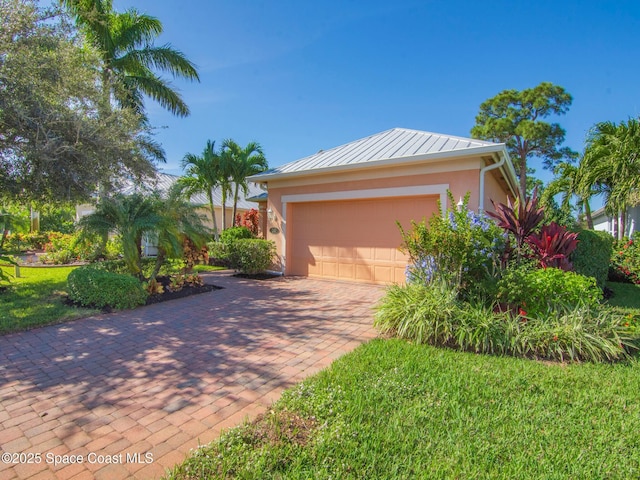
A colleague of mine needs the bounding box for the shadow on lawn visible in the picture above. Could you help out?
[0,274,383,440]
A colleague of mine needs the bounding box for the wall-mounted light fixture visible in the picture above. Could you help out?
[267,208,276,223]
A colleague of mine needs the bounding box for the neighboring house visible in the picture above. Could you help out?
[249,128,519,284]
[76,172,265,255]
[592,205,639,239]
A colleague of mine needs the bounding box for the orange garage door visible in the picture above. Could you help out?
[287,196,438,284]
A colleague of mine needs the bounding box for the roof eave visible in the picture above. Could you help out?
[249,144,509,183]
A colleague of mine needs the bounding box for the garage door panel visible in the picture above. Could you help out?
[288,196,438,284]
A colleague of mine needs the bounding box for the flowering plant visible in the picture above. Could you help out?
[399,191,505,292]
[610,233,640,284]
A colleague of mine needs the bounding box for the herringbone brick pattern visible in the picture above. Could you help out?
[0,273,384,479]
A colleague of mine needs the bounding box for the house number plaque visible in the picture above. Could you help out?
[269,227,280,234]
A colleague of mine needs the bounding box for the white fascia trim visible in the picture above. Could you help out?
[281,184,449,205]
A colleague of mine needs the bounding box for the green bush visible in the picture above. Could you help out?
[95,257,181,277]
[610,233,640,284]
[206,241,229,266]
[227,239,276,274]
[571,229,613,288]
[67,267,147,309]
[374,282,634,362]
[497,266,602,319]
[220,226,254,245]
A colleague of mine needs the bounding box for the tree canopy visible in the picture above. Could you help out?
[0,0,162,203]
[61,0,200,119]
[471,82,576,196]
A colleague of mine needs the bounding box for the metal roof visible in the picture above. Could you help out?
[121,172,265,210]
[250,128,504,181]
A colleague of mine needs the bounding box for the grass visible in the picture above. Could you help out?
[167,339,640,479]
[607,281,640,311]
[0,265,99,334]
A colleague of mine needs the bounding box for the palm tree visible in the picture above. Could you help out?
[180,140,225,240]
[578,119,640,239]
[543,161,595,229]
[220,139,268,226]
[61,0,199,119]
[78,193,159,279]
[149,183,209,282]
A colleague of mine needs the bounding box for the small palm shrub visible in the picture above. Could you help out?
[497,266,602,319]
[228,239,276,275]
[67,266,147,309]
[571,229,614,288]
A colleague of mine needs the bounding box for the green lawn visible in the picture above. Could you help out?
[168,339,640,479]
[0,266,99,334]
[607,281,640,311]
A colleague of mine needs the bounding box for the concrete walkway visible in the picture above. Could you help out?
[0,273,384,479]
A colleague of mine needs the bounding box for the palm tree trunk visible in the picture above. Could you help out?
[232,183,240,226]
[221,188,227,231]
[208,190,219,241]
[583,198,593,229]
[621,208,627,239]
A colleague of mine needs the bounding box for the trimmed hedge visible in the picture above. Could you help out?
[67,267,147,309]
[228,239,276,275]
[571,229,614,288]
[220,226,254,245]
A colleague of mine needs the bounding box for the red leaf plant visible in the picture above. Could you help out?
[526,222,579,270]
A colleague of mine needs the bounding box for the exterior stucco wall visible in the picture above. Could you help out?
[263,163,487,274]
[483,169,512,214]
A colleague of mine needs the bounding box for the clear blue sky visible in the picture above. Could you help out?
[115,0,640,193]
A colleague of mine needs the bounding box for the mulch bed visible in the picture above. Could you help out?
[233,272,282,281]
[145,275,222,305]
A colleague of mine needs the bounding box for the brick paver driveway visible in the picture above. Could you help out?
[0,273,384,479]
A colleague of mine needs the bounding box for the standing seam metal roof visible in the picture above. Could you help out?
[252,128,500,178]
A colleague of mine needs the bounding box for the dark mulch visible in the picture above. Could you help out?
[233,272,282,281]
[145,276,222,305]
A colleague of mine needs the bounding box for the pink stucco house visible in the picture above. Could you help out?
[249,128,520,284]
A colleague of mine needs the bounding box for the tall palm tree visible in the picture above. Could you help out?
[220,139,268,226]
[180,140,224,240]
[578,119,640,238]
[78,193,159,278]
[61,0,199,119]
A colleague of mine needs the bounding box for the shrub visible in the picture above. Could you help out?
[235,208,260,236]
[374,282,634,362]
[227,239,276,274]
[526,222,579,270]
[571,229,614,288]
[497,266,602,319]
[399,192,506,294]
[67,267,147,309]
[610,233,640,284]
[374,280,459,345]
[93,257,181,278]
[220,226,254,245]
[207,241,229,267]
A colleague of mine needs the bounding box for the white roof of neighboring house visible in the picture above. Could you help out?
[121,172,265,210]
[250,128,509,182]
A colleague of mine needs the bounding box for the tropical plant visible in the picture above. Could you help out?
[148,183,210,282]
[227,239,276,275]
[220,139,268,225]
[61,0,200,119]
[526,222,579,270]
[236,208,260,236]
[578,119,640,239]
[77,193,160,279]
[610,234,640,284]
[487,189,545,263]
[180,140,224,240]
[542,161,595,228]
